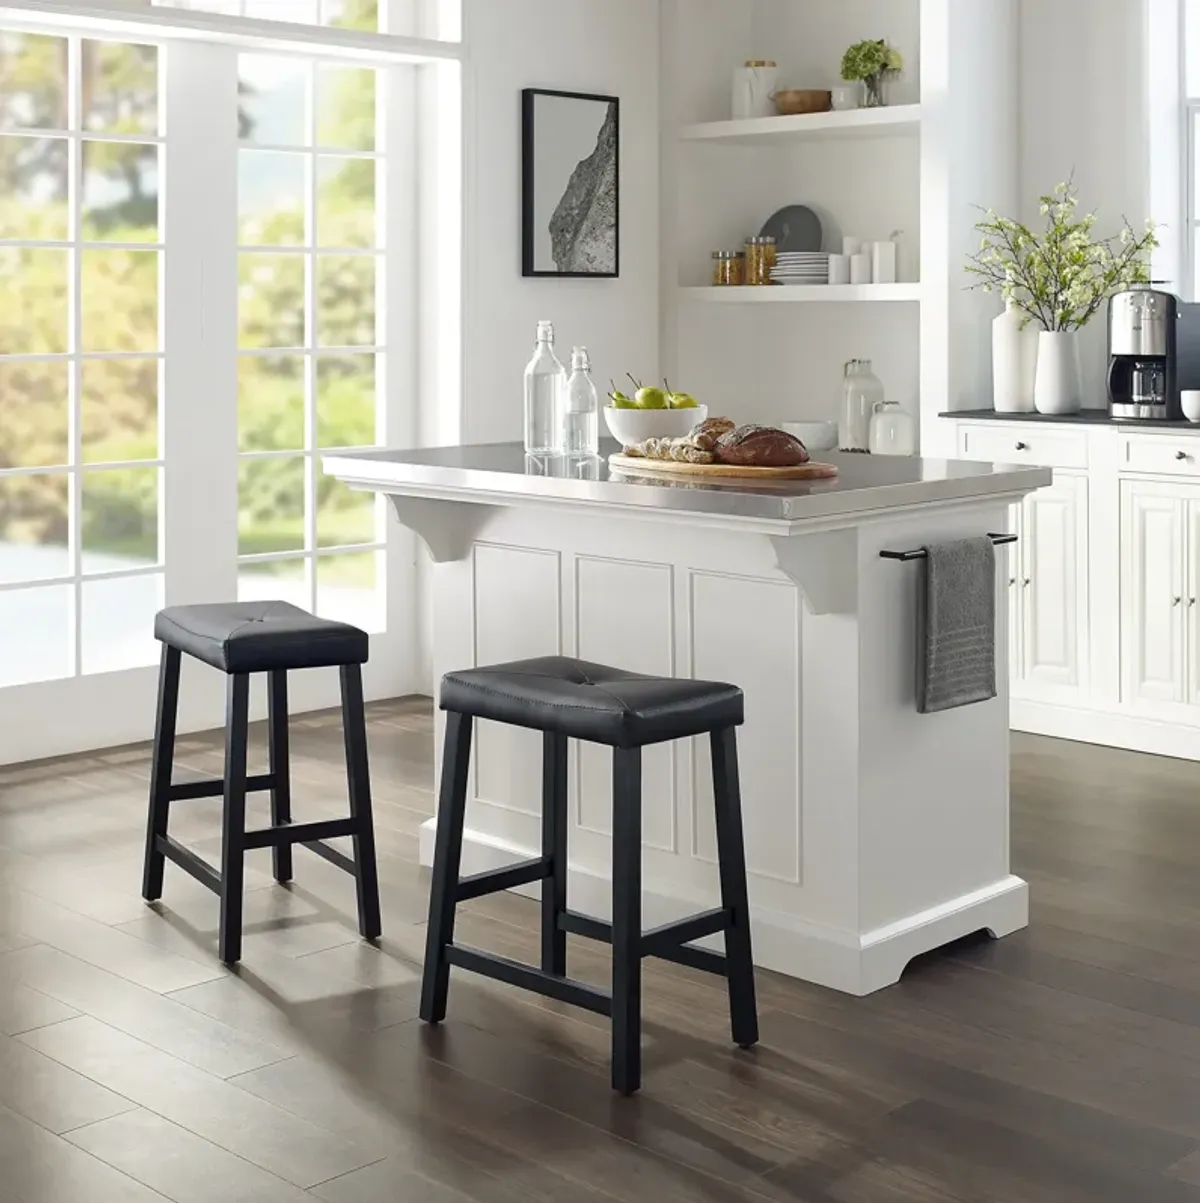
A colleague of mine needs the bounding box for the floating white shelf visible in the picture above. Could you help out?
[680,284,923,304]
[680,104,922,146]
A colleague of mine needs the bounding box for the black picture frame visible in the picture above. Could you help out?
[522,88,620,279]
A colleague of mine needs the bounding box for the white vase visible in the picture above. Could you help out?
[992,302,1038,414]
[1034,330,1083,415]
[732,61,779,120]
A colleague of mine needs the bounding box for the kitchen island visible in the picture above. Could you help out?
[325,444,1051,995]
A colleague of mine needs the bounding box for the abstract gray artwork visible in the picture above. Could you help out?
[523,89,620,278]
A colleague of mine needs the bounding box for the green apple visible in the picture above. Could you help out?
[668,391,699,410]
[608,381,637,409]
[635,386,669,410]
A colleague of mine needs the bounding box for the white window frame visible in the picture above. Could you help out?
[0,4,461,763]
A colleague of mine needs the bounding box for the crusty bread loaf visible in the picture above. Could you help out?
[714,425,810,468]
[687,417,737,452]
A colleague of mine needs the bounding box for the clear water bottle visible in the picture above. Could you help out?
[839,358,885,451]
[562,346,599,458]
[524,321,567,456]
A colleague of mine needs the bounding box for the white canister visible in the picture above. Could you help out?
[1184,391,1200,423]
[992,301,1038,414]
[828,254,851,286]
[869,402,917,456]
[831,84,859,112]
[871,240,897,285]
[732,60,779,120]
[850,253,872,285]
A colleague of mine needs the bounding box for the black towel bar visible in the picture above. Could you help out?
[879,534,1018,563]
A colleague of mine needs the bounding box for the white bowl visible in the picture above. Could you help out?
[783,421,838,452]
[1183,391,1200,423]
[604,405,709,447]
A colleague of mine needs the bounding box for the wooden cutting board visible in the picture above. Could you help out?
[608,454,839,481]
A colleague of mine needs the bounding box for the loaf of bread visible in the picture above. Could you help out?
[714,425,810,468]
[687,417,737,453]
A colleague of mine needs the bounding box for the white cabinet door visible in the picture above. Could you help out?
[1187,501,1200,707]
[1022,474,1088,691]
[1004,503,1023,683]
[1121,480,1186,705]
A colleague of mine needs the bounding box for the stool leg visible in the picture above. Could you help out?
[267,670,293,885]
[611,745,643,1095]
[142,644,181,903]
[340,664,381,941]
[710,727,759,1049]
[541,732,568,976]
[219,673,250,966]
[420,710,473,1024]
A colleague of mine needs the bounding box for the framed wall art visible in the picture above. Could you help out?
[522,88,620,278]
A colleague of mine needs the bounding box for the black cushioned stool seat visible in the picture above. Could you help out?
[143,602,381,966]
[440,656,744,748]
[422,655,759,1096]
[155,601,368,675]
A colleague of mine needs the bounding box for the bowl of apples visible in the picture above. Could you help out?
[604,377,708,447]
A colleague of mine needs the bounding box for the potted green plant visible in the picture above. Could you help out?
[966,181,1159,415]
[840,39,903,108]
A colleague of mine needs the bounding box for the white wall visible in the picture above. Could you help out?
[1019,0,1149,404]
[460,0,661,444]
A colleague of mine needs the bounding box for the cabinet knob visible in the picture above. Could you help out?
[1022,577,1031,588]
[1191,598,1197,608]
[1015,441,1029,451]
[1178,450,1190,462]
[1008,577,1016,588]
[1175,596,1184,607]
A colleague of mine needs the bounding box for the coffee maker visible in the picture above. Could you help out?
[1108,285,1180,421]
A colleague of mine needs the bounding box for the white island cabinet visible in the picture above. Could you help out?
[325,446,1050,996]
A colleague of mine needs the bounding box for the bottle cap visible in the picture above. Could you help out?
[571,346,591,371]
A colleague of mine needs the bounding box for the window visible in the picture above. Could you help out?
[236,53,385,633]
[154,0,378,32]
[0,32,163,686]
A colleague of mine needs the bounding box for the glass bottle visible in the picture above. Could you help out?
[524,321,567,456]
[868,401,916,456]
[839,359,885,451]
[562,346,599,459]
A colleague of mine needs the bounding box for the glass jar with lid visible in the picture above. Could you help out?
[712,251,746,287]
[745,235,777,286]
[839,359,885,451]
[868,401,916,456]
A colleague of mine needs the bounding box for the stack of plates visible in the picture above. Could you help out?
[771,252,831,285]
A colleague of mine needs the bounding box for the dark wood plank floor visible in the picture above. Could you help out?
[1,705,1199,1201]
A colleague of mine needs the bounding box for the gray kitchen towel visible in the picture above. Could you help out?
[916,537,998,714]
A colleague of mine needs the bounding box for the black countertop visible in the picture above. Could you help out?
[943,409,1200,430]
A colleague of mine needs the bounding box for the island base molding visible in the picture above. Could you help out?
[418,822,1028,997]
[1013,698,1200,762]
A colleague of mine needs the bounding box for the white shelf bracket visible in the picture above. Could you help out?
[771,529,859,616]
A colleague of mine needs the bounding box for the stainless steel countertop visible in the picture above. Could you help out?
[323,442,1052,529]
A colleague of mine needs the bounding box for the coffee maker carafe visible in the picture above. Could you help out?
[1108,285,1180,421]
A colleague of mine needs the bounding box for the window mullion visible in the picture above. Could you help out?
[161,41,239,615]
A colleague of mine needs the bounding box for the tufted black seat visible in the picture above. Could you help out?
[155,601,369,675]
[439,656,744,749]
[424,655,758,1096]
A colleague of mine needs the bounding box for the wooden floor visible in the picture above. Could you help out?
[1,707,1200,1201]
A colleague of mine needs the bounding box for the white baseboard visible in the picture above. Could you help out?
[419,820,1029,997]
[1012,697,1200,761]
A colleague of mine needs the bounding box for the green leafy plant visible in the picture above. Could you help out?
[966,181,1160,333]
[841,39,902,105]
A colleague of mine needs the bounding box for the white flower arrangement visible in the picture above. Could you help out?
[966,181,1159,333]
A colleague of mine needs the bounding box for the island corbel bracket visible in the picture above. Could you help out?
[770,529,858,616]
[387,496,499,564]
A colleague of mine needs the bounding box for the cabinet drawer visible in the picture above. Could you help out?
[1119,433,1200,478]
[958,423,1088,470]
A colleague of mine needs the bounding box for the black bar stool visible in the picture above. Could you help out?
[142,601,382,965]
[420,656,758,1095]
